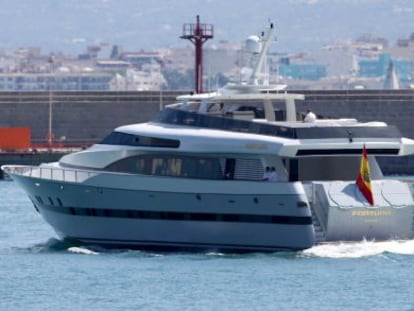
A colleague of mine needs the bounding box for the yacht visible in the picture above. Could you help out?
[3,23,414,252]
[3,88,414,251]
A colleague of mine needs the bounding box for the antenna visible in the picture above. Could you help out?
[249,22,276,85]
[181,15,214,93]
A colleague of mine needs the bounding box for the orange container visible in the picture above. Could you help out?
[0,127,31,150]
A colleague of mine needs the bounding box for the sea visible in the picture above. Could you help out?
[1,180,414,311]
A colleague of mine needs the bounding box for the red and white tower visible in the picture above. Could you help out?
[181,15,214,93]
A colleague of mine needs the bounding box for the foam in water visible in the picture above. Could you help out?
[68,246,99,255]
[20,238,99,255]
[302,239,414,258]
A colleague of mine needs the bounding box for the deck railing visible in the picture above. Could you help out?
[2,165,100,183]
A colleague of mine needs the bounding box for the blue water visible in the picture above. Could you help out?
[2,181,414,311]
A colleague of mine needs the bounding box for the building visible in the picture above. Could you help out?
[278,57,327,81]
[358,53,412,82]
[0,72,113,91]
[109,68,166,91]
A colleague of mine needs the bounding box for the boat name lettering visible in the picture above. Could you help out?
[245,143,267,150]
[351,210,392,217]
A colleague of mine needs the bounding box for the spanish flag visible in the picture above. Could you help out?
[356,144,374,205]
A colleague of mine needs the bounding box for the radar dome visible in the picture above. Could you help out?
[246,35,262,54]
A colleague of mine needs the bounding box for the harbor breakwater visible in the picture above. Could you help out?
[0,89,413,174]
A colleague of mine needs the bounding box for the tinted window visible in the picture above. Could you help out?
[106,154,224,180]
[100,132,180,148]
[153,108,401,140]
[153,108,297,138]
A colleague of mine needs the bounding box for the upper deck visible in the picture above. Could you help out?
[153,107,402,152]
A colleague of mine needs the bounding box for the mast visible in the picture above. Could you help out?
[249,22,276,86]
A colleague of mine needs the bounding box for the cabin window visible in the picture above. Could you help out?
[106,154,223,180]
[100,131,180,148]
[106,154,267,181]
[288,159,299,182]
[224,158,235,179]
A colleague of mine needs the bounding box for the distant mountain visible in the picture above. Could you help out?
[0,0,412,55]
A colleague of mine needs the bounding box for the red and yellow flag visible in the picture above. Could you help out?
[356,144,374,205]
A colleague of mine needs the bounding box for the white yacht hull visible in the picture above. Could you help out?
[10,171,316,252]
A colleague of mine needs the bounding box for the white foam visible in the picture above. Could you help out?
[68,246,99,255]
[302,239,414,258]
[205,252,225,256]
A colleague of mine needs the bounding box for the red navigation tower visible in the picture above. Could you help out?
[181,15,214,93]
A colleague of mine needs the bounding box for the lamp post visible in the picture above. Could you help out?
[47,56,54,147]
[154,57,164,111]
[158,60,163,111]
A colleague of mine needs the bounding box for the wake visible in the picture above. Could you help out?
[302,239,414,258]
[19,238,414,258]
[19,238,99,255]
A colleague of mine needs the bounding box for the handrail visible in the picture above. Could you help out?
[312,186,328,232]
[2,165,102,183]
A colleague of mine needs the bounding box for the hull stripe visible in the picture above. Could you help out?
[39,204,312,225]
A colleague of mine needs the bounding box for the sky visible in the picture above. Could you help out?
[0,0,412,55]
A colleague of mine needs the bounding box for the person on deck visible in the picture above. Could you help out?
[269,167,278,182]
[304,108,317,123]
[263,166,271,181]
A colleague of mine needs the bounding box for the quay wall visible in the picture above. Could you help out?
[0,91,171,144]
[0,90,413,174]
